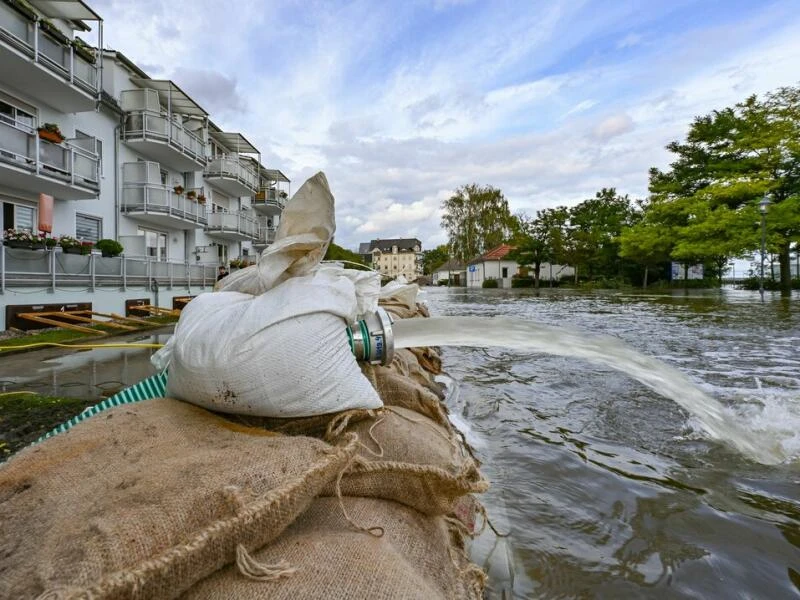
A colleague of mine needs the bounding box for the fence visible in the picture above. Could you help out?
[0,245,217,294]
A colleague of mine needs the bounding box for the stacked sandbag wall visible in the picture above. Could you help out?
[0,300,489,599]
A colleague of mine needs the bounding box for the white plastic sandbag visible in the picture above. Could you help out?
[152,171,383,417]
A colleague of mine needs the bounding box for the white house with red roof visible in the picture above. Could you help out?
[467,244,575,288]
[466,244,519,288]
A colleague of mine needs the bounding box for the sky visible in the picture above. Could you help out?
[87,0,800,252]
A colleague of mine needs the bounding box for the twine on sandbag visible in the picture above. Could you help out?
[334,453,385,538]
[325,409,386,458]
[235,545,296,582]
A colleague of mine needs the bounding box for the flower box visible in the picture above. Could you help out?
[38,128,64,144]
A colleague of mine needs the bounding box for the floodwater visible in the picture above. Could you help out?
[424,287,800,599]
[0,329,169,399]
[2,288,798,598]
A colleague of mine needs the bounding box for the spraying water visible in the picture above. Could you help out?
[392,316,787,465]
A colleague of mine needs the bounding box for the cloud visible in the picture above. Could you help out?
[170,68,247,116]
[85,0,800,252]
[592,114,635,140]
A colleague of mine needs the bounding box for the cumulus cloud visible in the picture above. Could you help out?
[592,114,635,140]
[85,0,800,251]
[171,68,247,115]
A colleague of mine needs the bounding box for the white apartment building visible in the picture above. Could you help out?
[0,0,289,329]
[359,238,423,281]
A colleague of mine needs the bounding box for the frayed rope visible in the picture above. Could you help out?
[236,544,296,582]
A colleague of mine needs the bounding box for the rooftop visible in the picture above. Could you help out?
[470,244,515,263]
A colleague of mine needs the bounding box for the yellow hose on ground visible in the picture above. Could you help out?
[0,342,165,351]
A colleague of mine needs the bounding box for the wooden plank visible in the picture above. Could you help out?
[17,314,102,335]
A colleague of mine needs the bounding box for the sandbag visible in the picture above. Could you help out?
[154,171,384,419]
[0,398,357,600]
[322,406,488,515]
[164,270,382,417]
[180,497,486,600]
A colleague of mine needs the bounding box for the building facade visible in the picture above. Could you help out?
[466,244,574,288]
[0,0,289,329]
[359,238,423,281]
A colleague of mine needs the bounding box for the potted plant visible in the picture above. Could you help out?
[44,237,58,250]
[58,235,86,255]
[173,185,185,195]
[3,229,36,249]
[197,194,207,205]
[186,190,197,200]
[95,238,123,257]
[38,123,64,144]
[38,18,69,45]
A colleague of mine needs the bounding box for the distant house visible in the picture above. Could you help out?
[466,244,518,288]
[433,260,467,286]
[467,244,574,288]
[359,238,423,280]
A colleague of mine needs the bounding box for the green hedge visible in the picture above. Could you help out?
[482,278,499,288]
[511,276,534,288]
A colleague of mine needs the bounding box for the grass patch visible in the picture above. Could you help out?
[0,392,94,460]
[0,314,179,354]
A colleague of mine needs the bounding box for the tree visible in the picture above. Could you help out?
[647,85,800,295]
[441,184,513,263]
[323,242,369,269]
[568,188,638,281]
[422,244,449,275]
[507,213,551,290]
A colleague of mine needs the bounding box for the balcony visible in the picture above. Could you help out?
[205,210,260,241]
[120,89,207,171]
[204,155,258,197]
[251,187,287,216]
[0,2,98,113]
[0,118,99,199]
[120,161,207,229]
[253,219,277,248]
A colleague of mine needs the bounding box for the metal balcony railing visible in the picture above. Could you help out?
[0,2,98,94]
[122,110,207,165]
[0,118,99,188]
[205,155,258,191]
[0,245,216,293]
[206,211,260,238]
[253,187,287,210]
[121,181,208,225]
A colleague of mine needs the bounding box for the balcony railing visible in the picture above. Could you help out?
[0,2,98,95]
[0,245,216,293]
[259,225,277,244]
[0,118,99,190]
[121,182,208,226]
[122,110,207,166]
[206,211,260,239]
[205,155,258,191]
[252,187,287,211]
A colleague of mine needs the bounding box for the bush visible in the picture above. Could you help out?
[482,278,499,289]
[95,239,123,257]
[511,276,534,288]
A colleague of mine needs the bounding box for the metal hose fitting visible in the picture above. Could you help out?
[346,307,395,365]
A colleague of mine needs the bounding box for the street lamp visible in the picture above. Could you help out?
[759,196,771,302]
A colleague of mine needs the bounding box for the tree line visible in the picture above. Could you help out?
[432,84,800,295]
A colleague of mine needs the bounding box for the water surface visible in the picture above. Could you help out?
[426,287,799,599]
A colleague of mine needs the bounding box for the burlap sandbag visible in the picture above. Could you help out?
[0,398,357,600]
[180,496,486,600]
[322,406,488,515]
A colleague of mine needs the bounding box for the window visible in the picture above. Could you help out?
[3,201,36,232]
[76,130,102,177]
[0,100,35,129]
[76,213,102,242]
[138,227,167,261]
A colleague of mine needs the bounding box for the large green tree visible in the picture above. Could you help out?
[422,244,450,275]
[568,188,639,281]
[647,85,800,295]
[440,184,513,263]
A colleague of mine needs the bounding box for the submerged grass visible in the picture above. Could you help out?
[0,314,179,355]
[0,392,94,460]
